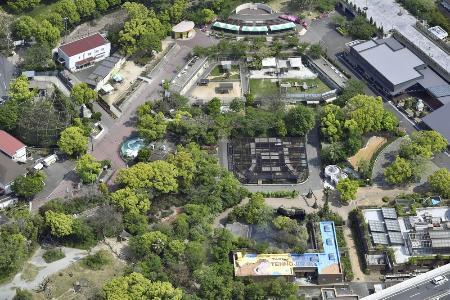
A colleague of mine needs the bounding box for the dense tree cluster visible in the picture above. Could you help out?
[385,130,448,185]
[428,169,450,199]
[320,94,398,165]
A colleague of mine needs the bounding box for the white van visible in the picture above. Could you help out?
[43,154,57,167]
[432,275,448,285]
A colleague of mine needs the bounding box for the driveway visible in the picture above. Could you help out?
[0,247,88,300]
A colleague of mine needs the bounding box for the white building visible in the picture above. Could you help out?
[58,33,111,72]
[428,26,448,40]
[0,130,27,162]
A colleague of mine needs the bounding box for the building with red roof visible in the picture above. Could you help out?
[58,33,111,72]
[0,130,27,162]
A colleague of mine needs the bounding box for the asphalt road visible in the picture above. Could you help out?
[383,273,450,300]
[0,55,16,98]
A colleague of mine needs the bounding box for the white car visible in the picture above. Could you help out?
[432,275,448,285]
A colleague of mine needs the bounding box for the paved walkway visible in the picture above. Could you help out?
[344,226,367,282]
[0,247,88,300]
[371,137,403,186]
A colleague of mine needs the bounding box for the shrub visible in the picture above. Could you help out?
[42,248,65,263]
[382,196,390,203]
[82,250,111,270]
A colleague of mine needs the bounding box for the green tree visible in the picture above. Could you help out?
[55,0,81,25]
[76,154,102,184]
[9,76,35,103]
[119,15,165,56]
[332,14,346,27]
[12,171,46,199]
[75,0,97,18]
[321,142,346,165]
[58,126,88,156]
[428,169,450,198]
[336,178,359,203]
[0,101,19,131]
[0,232,27,282]
[71,83,97,105]
[12,16,37,40]
[307,43,324,59]
[200,8,216,24]
[285,104,315,136]
[123,212,148,235]
[320,104,344,142]
[22,43,56,71]
[103,272,182,300]
[45,211,74,237]
[337,79,364,106]
[110,188,150,214]
[230,193,272,224]
[115,161,179,193]
[207,97,221,115]
[137,112,167,142]
[384,156,414,185]
[6,0,40,13]
[167,0,188,24]
[185,241,206,270]
[167,147,196,188]
[230,98,244,112]
[275,119,287,137]
[95,0,110,12]
[131,231,169,257]
[346,95,386,133]
[348,16,376,39]
[34,20,60,46]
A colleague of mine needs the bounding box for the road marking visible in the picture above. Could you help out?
[410,292,421,297]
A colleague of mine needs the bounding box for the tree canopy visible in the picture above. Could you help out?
[12,171,46,199]
[45,211,74,237]
[71,83,97,105]
[336,178,359,203]
[285,104,316,136]
[76,154,102,184]
[110,188,151,214]
[428,169,450,198]
[384,156,414,185]
[103,272,182,300]
[58,126,88,156]
[116,161,179,193]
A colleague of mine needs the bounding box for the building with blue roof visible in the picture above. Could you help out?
[233,221,343,284]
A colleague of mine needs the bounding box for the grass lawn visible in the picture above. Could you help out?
[249,79,280,98]
[208,65,240,80]
[32,250,126,300]
[20,263,43,282]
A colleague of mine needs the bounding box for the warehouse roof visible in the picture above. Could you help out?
[422,104,450,143]
[354,40,425,85]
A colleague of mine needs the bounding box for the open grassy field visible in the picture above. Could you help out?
[348,136,387,169]
[249,78,280,98]
[20,263,43,282]
[249,77,330,98]
[32,250,126,300]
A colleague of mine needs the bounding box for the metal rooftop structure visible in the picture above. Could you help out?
[382,208,398,219]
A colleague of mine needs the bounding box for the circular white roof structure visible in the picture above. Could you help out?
[172,21,195,33]
[325,165,340,177]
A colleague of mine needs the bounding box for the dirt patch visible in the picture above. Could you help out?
[348,136,387,169]
[189,81,242,101]
[65,9,127,43]
[32,248,125,300]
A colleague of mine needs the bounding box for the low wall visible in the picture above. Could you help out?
[235,3,273,14]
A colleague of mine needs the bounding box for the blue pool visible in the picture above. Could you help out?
[120,137,145,159]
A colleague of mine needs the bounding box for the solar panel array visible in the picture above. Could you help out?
[369,220,386,233]
[388,232,404,244]
[382,207,397,219]
[385,219,401,232]
[372,232,389,245]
